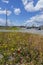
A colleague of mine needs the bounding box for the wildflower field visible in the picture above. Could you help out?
[0,32,43,65]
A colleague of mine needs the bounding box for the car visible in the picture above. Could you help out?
[38,28,41,30]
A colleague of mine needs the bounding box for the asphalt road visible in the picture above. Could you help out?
[0,29,43,35]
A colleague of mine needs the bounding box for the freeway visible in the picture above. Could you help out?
[0,29,43,35]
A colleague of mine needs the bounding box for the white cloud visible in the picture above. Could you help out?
[14,8,21,15]
[22,0,28,5]
[25,1,34,12]
[35,0,43,11]
[22,0,43,12]
[0,9,11,16]
[24,14,43,26]
[2,0,9,3]
[0,18,14,26]
[0,7,2,10]
[0,18,5,26]
[22,0,33,5]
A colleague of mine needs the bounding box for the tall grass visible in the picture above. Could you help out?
[0,32,43,65]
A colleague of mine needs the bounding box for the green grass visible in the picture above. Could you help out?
[0,32,43,65]
[0,26,20,30]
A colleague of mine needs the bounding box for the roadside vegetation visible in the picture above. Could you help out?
[0,32,43,65]
[0,26,20,30]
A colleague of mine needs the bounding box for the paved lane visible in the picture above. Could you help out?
[0,29,43,35]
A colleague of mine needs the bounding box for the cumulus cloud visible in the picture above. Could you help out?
[25,1,34,12]
[14,8,21,15]
[22,0,28,5]
[0,9,11,16]
[35,0,43,11]
[24,14,43,26]
[0,18,14,26]
[0,18,5,26]
[2,0,9,3]
[22,0,43,12]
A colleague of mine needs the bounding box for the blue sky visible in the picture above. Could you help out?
[0,0,43,26]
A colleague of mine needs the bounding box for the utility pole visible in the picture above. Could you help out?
[6,9,8,27]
